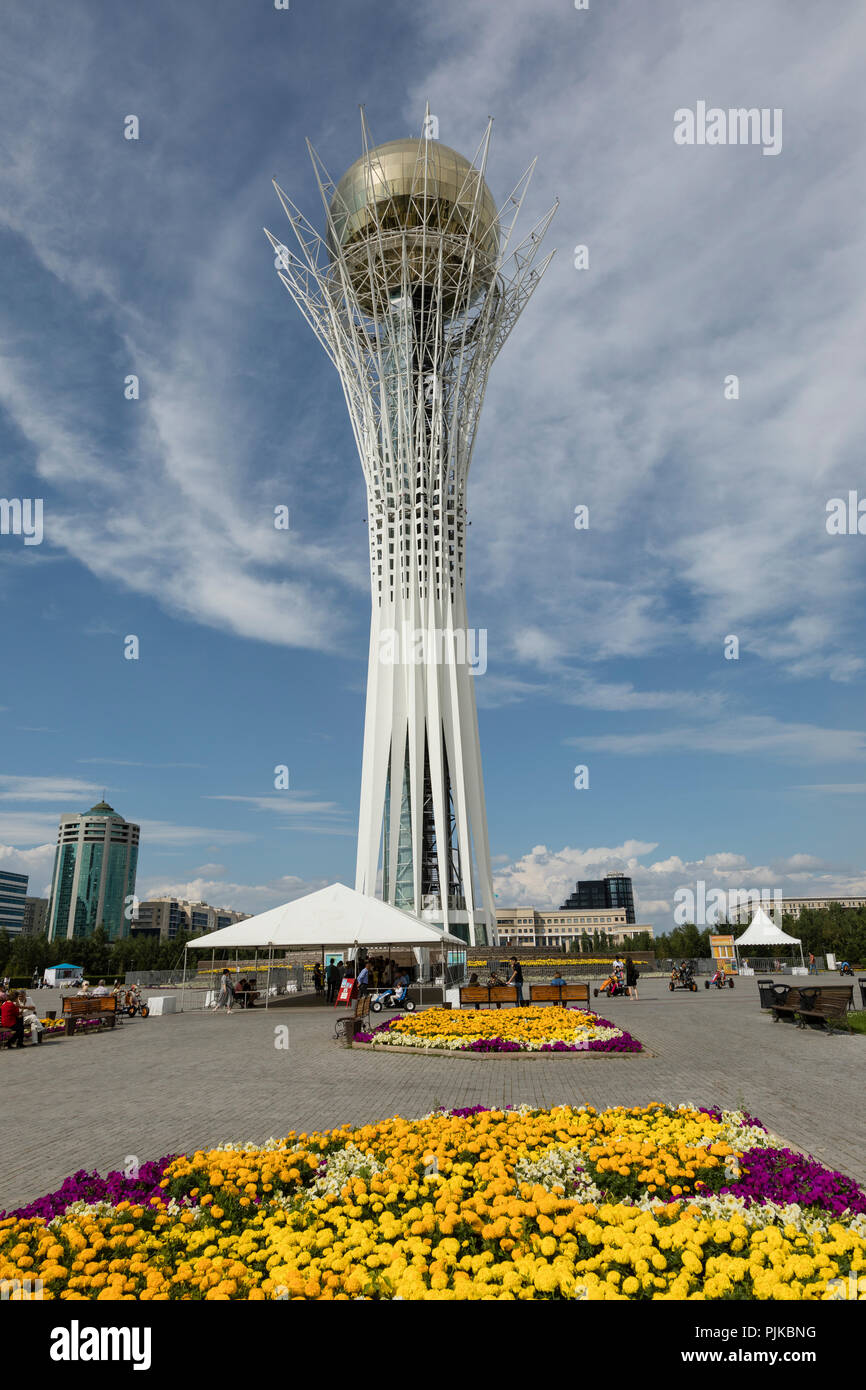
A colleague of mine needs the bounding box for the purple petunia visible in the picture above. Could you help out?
[355,1015,405,1043]
[698,1106,767,1132]
[721,1147,866,1216]
[1,1155,177,1222]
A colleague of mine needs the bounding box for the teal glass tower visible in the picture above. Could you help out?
[47,801,140,942]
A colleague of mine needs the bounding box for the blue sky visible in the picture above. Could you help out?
[1,0,865,933]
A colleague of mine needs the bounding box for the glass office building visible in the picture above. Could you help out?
[560,873,636,924]
[0,870,28,936]
[47,801,139,942]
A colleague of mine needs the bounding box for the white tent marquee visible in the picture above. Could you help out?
[734,907,805,970]
[182,882,468,1007]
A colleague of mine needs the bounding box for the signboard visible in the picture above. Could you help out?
[709,935,736,970]
[336,976,356,1006]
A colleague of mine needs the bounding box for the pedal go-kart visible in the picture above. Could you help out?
[669,965,698,992]
[123,990,150,1017]
[593,972,627,999]
[370,987,416,1013]
[705,969,735,990]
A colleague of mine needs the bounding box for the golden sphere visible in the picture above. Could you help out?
[328,138,500,314]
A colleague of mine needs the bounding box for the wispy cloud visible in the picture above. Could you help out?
[0,775,100,803]
[77,758,206,769]
[569,715,866,763]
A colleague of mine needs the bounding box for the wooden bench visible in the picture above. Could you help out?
[61,994,117,1036]
[529,983,591,1007]
[334,992,371,1039]
[859,977,866,1010]
[771,985,853,1034]
[459,985,519,1010]
[458,983,591,1010]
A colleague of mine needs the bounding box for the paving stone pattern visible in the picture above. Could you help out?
[3,974,863,1212]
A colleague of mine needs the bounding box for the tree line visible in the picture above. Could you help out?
[651,905,866,964]
[0,927,199,982]
[1,905,862,982]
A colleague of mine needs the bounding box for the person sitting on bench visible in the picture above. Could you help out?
[1,992,24,1049]
[19,992,44,1043]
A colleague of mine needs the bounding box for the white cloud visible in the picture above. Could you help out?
[138,873,330,915]
[406,0,866,686]
[0,842,56,897]
[571,716,866,762]
[493,836,866,932]
[0,775,100,803]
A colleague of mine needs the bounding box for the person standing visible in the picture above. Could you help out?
[507,957,524,1007]
[216,968,235,1014]
[808,952,817,975]
[325,957,341,1005]
[625,956,639,1000]
[313,962,324,996]
[356,961,370,996]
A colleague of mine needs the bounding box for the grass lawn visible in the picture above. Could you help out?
[846,1010,866,1035]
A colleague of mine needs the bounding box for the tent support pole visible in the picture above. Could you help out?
[266,946,272,1010]
[180,947,187,1013]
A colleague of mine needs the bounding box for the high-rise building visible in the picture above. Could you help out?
[560,873,636,924]
[133,898,250,942]
[0,870,28,936]
[267,114,555,945]
[22,896,49,936]
[47,801,139,942]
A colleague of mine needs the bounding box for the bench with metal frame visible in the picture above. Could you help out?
[758,979,789,1010]
[60,994,117,1035]
[458,983,591,1010]
[458,985,519,1010]
[529,983,591,1008]
[334,991,371,1039]
[770,984,853,1034]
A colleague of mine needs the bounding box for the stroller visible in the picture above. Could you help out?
[370,982,416,1013]
[593,969,627,999]
[705,967,735,990]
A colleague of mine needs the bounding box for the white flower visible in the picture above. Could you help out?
[309,1143,382,1197]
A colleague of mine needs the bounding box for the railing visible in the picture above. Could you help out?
[732,957,809,975]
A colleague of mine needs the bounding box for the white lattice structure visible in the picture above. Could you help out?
[265,113,555,945]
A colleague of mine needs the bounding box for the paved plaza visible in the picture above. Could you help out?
[3,974,863,1212]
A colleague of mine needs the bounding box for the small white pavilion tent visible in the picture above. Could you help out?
[734,907,805,971]
[182,882,468,1007]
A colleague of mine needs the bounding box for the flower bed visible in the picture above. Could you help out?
[356,1006,642,1053]
[73,1018,108,1035]
[0,1103,863,1300]
[38,1019,66,1035]
[467,957,628,968]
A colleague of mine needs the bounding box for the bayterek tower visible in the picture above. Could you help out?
[266,113,555,946]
